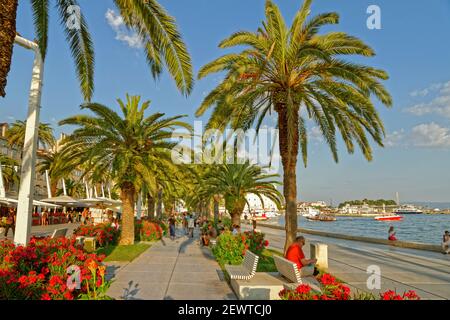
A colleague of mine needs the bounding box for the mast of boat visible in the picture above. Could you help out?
[396,192,400,206]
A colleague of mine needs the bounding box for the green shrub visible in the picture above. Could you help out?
[212,231,246,266]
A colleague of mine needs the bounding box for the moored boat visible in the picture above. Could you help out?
[306,213,336,222]
[374,214,403,221]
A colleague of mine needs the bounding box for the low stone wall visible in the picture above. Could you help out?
[253,222,443,253]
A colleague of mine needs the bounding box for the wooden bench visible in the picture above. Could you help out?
[225,251,259,280]
[273,255,322,292]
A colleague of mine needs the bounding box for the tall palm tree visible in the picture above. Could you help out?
[205,161,283,226]
[1,0,193,99]
[59,94,192,245]
[6,120,55,150]
[196,0,392,251]
[0,0,18,97]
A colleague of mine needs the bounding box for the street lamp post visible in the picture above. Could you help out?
[13,35,44,246]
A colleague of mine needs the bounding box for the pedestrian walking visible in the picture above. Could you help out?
[442,231,450,254]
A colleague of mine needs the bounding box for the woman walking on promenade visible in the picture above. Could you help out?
[442,231,450,254]
[388,226,397,241]
[169,215,176,240]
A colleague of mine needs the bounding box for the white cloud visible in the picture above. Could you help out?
[310,126,324,143]
[105,9,143,49]
[410,123,450,148]
[386,123,450,148]
[385,129,405,147]
[406,80,450,118]
[409,81,449,97]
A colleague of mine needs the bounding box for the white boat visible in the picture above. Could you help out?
[394,205,423,215]
[302,207,320,218]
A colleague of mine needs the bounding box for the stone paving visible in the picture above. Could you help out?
[106,228,236,300]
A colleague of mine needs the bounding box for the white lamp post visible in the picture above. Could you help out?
[13,35,44,246]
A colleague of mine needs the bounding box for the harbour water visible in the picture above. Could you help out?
[272,214,450,245]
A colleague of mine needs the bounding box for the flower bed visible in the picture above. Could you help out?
[135,219,164,242]
[279,273,420,300]
[0,237,111,300]
[73,223,120,247]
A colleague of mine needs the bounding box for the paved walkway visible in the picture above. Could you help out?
[106,228,236,300]
[247,224,450,300]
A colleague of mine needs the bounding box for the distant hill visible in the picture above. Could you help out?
[338,199,397,208]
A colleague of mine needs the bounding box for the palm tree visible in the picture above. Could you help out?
[0,0,18,97]
[59,94,192,245]
[56,178,84,197]
[1,0,193,99]
[37,149,77,196]
[196,0,392,251]
[205,161,283,226]
[6,120,55,150]
[0,153,19,193]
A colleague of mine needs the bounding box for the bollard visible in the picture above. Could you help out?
[83,237,96,252]
[310,242,328,270]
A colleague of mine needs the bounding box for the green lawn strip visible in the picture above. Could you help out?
[97,242,151,262]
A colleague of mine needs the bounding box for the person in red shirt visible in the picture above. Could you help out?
[285,236,317,276]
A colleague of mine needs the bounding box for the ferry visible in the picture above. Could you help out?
[394,205,423,215]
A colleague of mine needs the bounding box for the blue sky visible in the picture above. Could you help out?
[1,0,450,204]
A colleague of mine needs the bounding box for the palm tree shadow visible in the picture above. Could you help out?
[121,281,141,300]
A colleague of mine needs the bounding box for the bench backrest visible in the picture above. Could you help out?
[273,255,301,283]
[242,251,259,275]
[51,228,68,239]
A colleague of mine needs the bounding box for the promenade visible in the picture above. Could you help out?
[106,228,236,300]
[247,224,450,300]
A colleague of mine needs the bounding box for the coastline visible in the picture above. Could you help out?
[244,221,444,252]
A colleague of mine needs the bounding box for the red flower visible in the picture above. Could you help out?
[319,273,337,286]
[41,293,51,300]
[403,290,420,300]
[296,284,311,294]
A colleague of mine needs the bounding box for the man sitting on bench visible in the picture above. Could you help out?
[285,236,319,277]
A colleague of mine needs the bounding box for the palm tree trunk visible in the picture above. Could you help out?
[228,200,245,227]
[156,189,162,218]
[0,0,18,97]
[276,104,299,254]
[50,182,58,198]
[119,182,136,245]
[147,193,155,217]
[213,196,219,225]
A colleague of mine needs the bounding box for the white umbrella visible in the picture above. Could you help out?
[40,195,80,206]
[33,200,61,208]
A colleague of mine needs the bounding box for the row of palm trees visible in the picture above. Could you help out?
[1,0,392,251]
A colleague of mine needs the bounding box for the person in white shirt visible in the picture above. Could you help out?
[187,214,195,238]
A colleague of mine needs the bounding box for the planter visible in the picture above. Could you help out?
[0,227,5,236]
